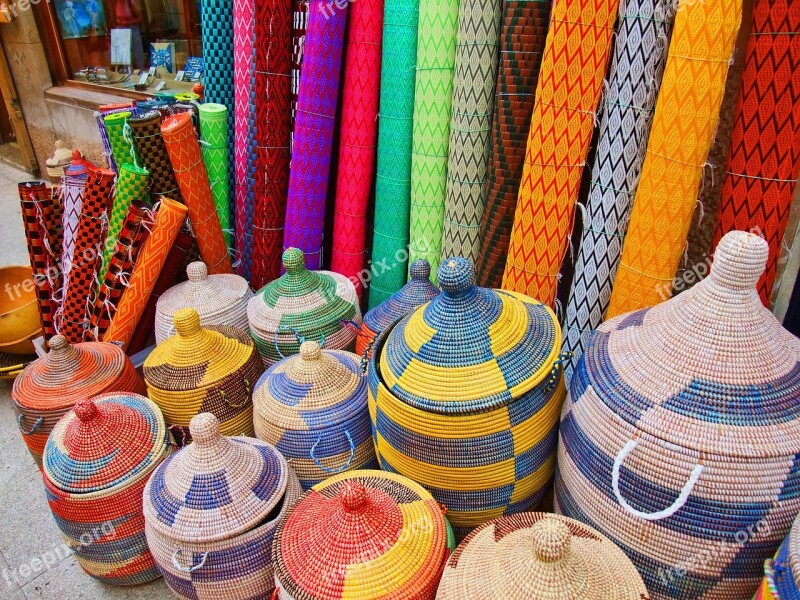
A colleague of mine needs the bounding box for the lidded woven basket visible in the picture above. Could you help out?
[12,335,145,466]
[273,470,451,599]
[368,257,564,536]
[144,308,263,441]
[42,393,172,585]
[437,512,649,599]
[755,513,800,599]
[143,413,301,599]
[154,261,254,344]
[248,248,361,366]
[253,340,376,489]
[556,231,800,600]
[356,258,439,357]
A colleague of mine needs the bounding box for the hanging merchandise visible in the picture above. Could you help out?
[60,160,89,283]
[103,111,139,173]
[561,0,675,382]
[502,0,619,305]
[198,103,232,248]
[283,0,348,270]
[605,0,742,318]
[755,512,800,599]
[440,0,501,263]
[129,111,183,204]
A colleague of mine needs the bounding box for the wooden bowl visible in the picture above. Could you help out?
[0,265,42,354]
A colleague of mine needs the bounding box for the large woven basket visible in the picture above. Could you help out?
[143,413,302,599]
[437,512,649,599]
[368,257,564,536]
[555,231,800,600]
[755,513,800,599]
[272,470,452,599]
[144,308,263,442]
[42,393,172,585]
[155,261,254,344]
[12,335,145,466]
[248,248,361,366]
[252,340,376,489]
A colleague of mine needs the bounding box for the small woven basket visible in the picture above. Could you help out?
[12,335,145,467]
[556,231,800,600]
[252,340,376,489]
[155,261,254,344]
[144,308,263,441]
[248,248,361,367]
[272,470,452,599]
[42,393,172,585]
[754,514,800,599]
[143,413,302,599]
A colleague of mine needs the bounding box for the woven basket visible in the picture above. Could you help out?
[355,258,439,357]
[155,261,254,344]
[755,513,800,600]
[42,393,172,585]
[437,512,649,599]
[555,231,800,600]
[248,248,361,367]
[12,335,145,467]
[252,340,376,489]
[144,308,263,442]
[368,257,564,536]
[143,413,302,599]
[272,469,452,599]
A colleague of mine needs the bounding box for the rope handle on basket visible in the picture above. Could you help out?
[612,439,703,521]
[219,380,250,409]
[359,339,375,374]
[545,352,572,391]
[17,415,43,436]
[340,319,362,335]
[310,430,355,474]
[273,326,325,360]
[171,548,208,572]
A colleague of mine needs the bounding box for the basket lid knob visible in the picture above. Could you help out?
[710,231,768,291]
[174,308,202,337]
[73,399,99,422]
[299,341,322,362]
[409,259,431,281]
[531,518,571,563]
[187,262,208,282]
[189,412,220,445]
[438,257,475,296]
[340,480,368,512]
[282,248,306,274]
[48,335,68,352]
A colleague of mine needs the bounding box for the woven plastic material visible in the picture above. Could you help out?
[12,335,145,467]
[273,470,450,599]
[291,0,307,129]
[755,514,800,599]
[408,0,459,277]
[369,257,564,535]
[42,394,170,585]
[155,261,253,344]
[61,165,88,282]
[561,0,674,382]
[129,111,183,204]
[330,0,384,297]
[283,0,348,270]
[712,0,800,305]
[248,248,362,366]
[605,0,742,317]
[502,0,619,305]
[104,112,139,173]
[440,0,501,263]
[198,103,232,248]
[143,413,302,599]
[556,231,800,600]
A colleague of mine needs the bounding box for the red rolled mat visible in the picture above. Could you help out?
[161,112,233,275]
[712,0,800,305]
[330,0,384,298]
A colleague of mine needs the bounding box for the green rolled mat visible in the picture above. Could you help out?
[100,163,150,284]
[104,112,138,172]
[198,103,232,248]
[408,0,459,281]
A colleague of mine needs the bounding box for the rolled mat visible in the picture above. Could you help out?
[251,0,293,289]
[291,0,308,131]
[408,0,460,278]
[60,168,115,343]
[95,105,132,172]
[104,112,139,173]
[103,198,188,348]
[330,0,384,298]
[130,111,182,204]
[712,0,800,306]
[502,0,619,305]
[161,111,233,275]
[606,0,742,318]
[283,0,349,270]
[61,170,87,282]
[440,0,502,263]
[198,103,232,249]
[368,0,420,309]
[561,0,674,381]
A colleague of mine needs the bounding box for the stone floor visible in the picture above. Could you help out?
[0,165,170,598]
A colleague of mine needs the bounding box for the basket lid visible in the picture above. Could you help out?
[12,336,133,411]
[578,231,800,458]
[789,514,800,587]
[144,308,256,391]
[378,257,561,414]
[253,342,367,431]
[363,259,440,333]
[43,393,170,494]
[437,513,648,599]
[273,470,449,599]
[143,412,289,543]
